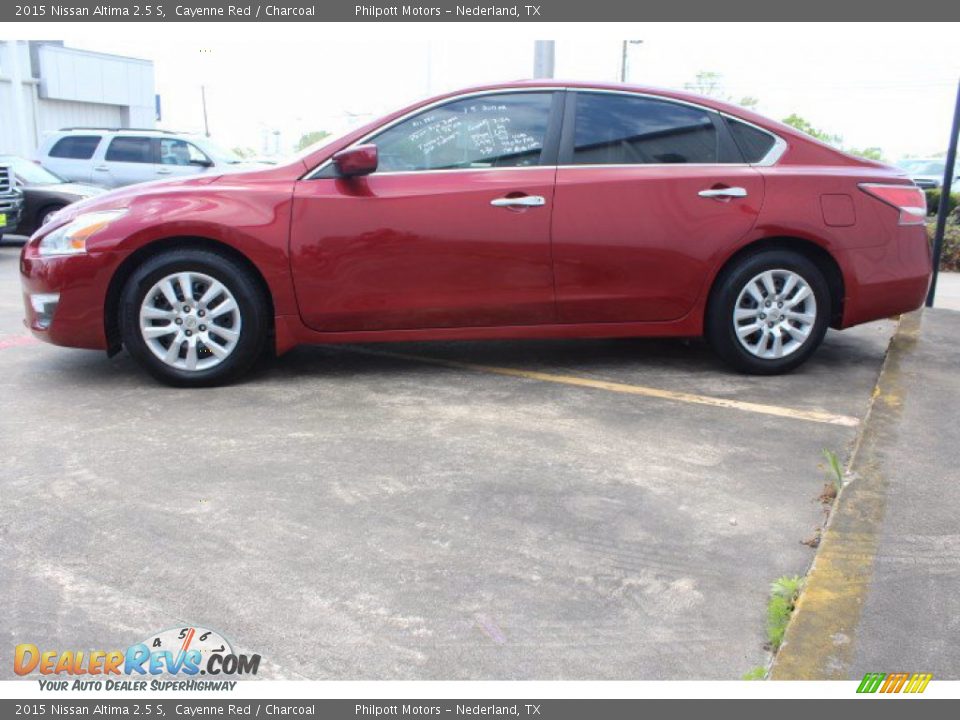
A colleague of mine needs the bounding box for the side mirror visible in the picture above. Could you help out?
[333,144,378,177]
[190,158,214,168]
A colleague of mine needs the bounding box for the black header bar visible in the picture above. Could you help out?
[4,0,958,22]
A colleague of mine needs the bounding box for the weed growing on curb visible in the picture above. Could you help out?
[742,666,767,680]
[823,449,844,494]
[767,575,804,650]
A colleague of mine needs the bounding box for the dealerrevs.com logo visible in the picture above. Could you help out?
[14,626,260,691]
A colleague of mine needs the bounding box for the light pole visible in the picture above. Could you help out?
[533,40,555,79]
[620,40,643,83]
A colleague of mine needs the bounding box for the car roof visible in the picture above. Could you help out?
[53,128,197,137]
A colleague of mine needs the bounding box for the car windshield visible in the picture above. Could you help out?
[2,156,65,184]
[900,159,946,175]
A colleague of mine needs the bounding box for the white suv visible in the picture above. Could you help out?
[36,129,257,189]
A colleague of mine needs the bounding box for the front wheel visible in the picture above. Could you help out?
[706,250,831,375]
[120,249,269,386]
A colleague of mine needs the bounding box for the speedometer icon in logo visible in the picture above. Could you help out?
[141,626,234,675]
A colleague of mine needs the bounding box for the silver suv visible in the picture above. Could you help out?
[36,128,258,189]
[0,165,24,241]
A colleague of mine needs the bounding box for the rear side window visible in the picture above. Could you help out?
[105,137,156,164]
[371,92,554,172]
[572,93,721,165]
[48,135,101,160]
[726,118,777,163]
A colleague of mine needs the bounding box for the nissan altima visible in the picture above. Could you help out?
[20,81,931,386]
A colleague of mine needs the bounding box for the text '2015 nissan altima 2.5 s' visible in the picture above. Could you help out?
[20,81,932,387]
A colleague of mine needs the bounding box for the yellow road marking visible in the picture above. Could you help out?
[354,348,861,427]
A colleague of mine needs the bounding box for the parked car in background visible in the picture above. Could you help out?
[0,155,105,237]
[20,81,932,386]
[897,157,960,189]
[0,164,25,243]
[36,128,260,189]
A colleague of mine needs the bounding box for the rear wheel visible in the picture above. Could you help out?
[706,250,830,374]
[120,249,269,386]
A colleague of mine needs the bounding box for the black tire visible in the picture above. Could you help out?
[37,203,66,232]
[119,249,269,387]
[706,249,831,375]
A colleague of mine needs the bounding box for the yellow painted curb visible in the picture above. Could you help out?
[770,310,923,679]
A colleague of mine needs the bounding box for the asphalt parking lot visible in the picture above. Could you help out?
[0,241,897,680]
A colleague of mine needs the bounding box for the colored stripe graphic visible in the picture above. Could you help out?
[857,672,932,694]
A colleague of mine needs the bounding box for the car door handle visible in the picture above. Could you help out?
[156,169,173,175]
[490,195,546,208]
[698,187,748,198]
[94,166,109,172]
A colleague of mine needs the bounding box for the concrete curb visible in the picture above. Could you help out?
[770,310,923,679]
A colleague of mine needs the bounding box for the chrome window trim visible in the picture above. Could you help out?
[302,87,787,180]
[337,162,754,179]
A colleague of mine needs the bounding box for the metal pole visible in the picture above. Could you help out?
[926,78,960,307]
[620,40,643,83]
[533,41,555,79]
[201,85,210,137]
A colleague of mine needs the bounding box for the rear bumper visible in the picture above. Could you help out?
[840,224,932,327]
[20,250,121,350]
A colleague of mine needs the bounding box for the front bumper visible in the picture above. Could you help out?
[1,197,22,234]
[20,250,123,350]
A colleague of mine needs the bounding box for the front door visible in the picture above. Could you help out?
[290,91,561,332]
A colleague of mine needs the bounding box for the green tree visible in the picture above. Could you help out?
[781,114,885,161]
[296,131,331,152]
[847,147,884,162]
[781,114,841,145]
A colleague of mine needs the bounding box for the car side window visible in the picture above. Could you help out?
[105,137,156,164]
[159,139,211,166]
[49,135,101,160]
[571,93,722,165]
[370,92,554,172]
[725,118,777,163]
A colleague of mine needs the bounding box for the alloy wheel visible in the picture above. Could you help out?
[732,268,817,360]
[138,271,242,371]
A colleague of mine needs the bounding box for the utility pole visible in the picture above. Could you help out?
[533,40,555,79]
[620,40,643,83]
[201,85,210,137]
[926,77,960,307]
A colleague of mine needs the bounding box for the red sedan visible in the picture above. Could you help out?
[20,81,931,386]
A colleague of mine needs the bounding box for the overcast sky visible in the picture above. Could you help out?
[39,22,960,162]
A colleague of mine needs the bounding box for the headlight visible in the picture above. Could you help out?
[38,209,127,257]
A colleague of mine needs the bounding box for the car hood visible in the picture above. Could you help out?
[37,182,106,199]
[37,159,309,234]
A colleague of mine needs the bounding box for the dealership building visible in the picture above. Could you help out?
[0,40,156,157]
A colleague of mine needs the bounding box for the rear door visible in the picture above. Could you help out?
[552,91,765,323]
[100,136,159,188]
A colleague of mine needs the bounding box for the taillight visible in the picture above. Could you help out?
[858,183,927,225]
